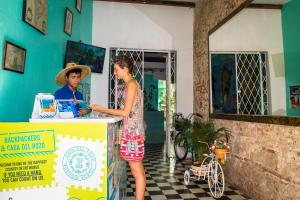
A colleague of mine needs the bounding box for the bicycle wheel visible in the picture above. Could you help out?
[174,132,188,161]
[207,160,225,198]
[184,170,190,185]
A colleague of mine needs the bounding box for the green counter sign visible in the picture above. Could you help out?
[0,130,55,157]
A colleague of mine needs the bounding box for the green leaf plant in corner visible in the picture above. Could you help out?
[188,119,231,163]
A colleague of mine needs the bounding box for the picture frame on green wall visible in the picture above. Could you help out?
[22,0,48,34]
[64,8,73,36]
[76,0,82,13]
[289,86,300,109]
[2,41,26,74]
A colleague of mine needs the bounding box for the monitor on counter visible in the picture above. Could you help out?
[64,40,106,73]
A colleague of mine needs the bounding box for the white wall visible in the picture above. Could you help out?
[209,8,286,115]
[92,2,194,116]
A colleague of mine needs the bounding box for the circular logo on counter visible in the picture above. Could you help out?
[62,146,96,181]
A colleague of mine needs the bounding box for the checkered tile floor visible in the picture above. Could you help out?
[126,144,251,200]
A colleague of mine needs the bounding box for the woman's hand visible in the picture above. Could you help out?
[91,104,106,112]
[78,108,92,116]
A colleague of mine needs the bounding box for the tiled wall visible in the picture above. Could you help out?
[193,0,300,199]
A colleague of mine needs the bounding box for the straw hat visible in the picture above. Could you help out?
[55,63,91,86]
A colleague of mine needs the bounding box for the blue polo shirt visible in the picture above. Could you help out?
[54,84,83,115]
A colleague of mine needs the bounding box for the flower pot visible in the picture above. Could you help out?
[215,149,228,159]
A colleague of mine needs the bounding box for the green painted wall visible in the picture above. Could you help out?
[282,0,300,116]
[0,0,93,121]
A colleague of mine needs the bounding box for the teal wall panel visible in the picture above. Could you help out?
[282,0,300,116]
[144,111,164,144]
[144,75,164,143]
[0,0,93,121]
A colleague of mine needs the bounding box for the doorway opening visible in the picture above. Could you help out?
[109,48,176,156]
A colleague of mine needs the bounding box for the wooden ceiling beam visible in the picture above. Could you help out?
[93,0,196,8]
[248,3,283,9]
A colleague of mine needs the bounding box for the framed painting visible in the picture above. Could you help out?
[76,0,82,13]
[64,8,73,36]
[289,86,300,109]
[2,41,26,74]
[23,0,48,34]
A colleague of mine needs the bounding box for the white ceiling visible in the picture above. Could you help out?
[252,0,291,4]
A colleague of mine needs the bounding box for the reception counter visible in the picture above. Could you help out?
[0,117,126,200]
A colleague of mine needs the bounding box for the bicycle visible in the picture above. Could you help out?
[173,112,202,161]
[183,141,230,198]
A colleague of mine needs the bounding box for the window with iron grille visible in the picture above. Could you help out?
[210,52,270,115]
[108,48,144,109]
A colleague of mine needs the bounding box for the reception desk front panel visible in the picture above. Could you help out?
[0,118,126,200]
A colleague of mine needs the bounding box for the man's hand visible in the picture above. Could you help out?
[71,98,79,105]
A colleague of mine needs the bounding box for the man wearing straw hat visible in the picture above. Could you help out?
[54,62,91,116]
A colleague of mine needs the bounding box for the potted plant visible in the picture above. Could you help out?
[173,113,231,163]
[187,119,230,164]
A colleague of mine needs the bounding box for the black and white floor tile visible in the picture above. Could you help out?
[126,144,251,200]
